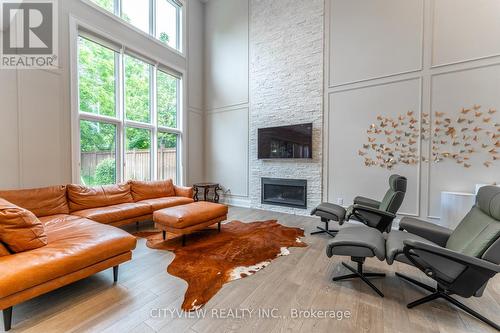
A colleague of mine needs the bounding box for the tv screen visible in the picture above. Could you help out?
[258,123,313,159]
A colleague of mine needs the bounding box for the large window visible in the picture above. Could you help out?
[125,55,151,123]
[78,37,116,117]
[80,120,117,185]
[77,35,181,186]
[88,0,182,51]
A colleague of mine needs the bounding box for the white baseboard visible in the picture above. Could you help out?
[220,194,251,208]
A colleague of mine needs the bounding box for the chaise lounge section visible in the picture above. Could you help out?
[0,179,194,331]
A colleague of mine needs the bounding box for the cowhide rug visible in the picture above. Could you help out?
[134,220,306,311]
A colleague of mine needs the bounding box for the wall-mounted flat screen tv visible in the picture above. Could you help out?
[258,123,313,159]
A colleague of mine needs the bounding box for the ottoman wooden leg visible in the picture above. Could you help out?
[182,235,186,246]
[162,230,166,240]
[218,222,221,232]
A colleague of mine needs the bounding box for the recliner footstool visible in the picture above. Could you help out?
[326,226,386,297]
[310,203,346,237]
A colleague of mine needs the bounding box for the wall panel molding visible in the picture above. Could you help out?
[430,0,500,68]
[205,102,249,114]
[327,78,422,217]
[328,0,425,88]
[205,106,249,197]
[188,107,204,116]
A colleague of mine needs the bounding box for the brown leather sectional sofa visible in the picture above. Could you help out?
[0,179,194,331]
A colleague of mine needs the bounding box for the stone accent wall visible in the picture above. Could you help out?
[249,0,324,214]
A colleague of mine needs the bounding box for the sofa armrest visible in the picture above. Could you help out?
[174,185,194,199]
[353,196,380,208]
[399,217,452,247]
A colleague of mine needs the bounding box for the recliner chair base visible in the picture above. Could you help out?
[333,257,386,297]
[396,273,500,331]
[310,218,339,237]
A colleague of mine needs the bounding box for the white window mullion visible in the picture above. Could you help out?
[176,77,181,130]
[124,120,155,130]
[151,65,158,180]
[151,0,156,38]
[177,76,183,184]
[114,0,120,16]
[79,112,121,125]
[157,127,182,135]
[176,2,181,51]
[119,47,125,183]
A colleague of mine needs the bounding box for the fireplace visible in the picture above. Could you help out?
[261,178,307,209]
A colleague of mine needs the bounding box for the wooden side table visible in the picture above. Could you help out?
[193,183,221,203]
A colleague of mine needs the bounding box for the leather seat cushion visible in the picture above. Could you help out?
[67,184,134,212]
[39,214,80,227]
[154,202,228,229]
[71,202,152,224]
[129,179,176,201]
[138,196,194,211]
[0,217,137,299]
[0,185,69,217]
[386,230,437,265]
[0,198,48,253]
[326,226,385,261]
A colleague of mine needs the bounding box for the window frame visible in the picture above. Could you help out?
[81,0,184,54]
[73,28,183,186]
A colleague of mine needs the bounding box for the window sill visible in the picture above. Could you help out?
[79,0,185,59]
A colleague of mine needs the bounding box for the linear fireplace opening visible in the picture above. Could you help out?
[261,178,307,209]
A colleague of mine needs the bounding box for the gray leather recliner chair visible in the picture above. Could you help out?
[326,185,500,330]
[385,185,500,330]
[311,174,407,237]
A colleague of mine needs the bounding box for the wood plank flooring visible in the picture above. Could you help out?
[2,207,499,333]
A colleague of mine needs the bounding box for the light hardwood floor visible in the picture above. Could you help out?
[3,207,499,333]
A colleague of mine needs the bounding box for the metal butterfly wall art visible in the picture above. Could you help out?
[360,105,500,169]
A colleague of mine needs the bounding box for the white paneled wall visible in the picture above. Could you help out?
[326,0,500,225]
[0,70,21,189]
[204,0,250,206]
[0,68,70,189]
[428,65,500,217]
[329,79,421,216]
[187,0,205,185]
[432,0,500,66]
[329,0,424,86]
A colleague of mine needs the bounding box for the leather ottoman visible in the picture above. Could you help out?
[153,201,228,246]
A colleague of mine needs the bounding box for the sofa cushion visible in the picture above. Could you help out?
[0,217,137,299]
[0,243,10,257]
[0,198,48,253]
[0,185,69,217]
[138,196,194,211]
[174,185,194,199]
[71,202,151,224]
[67,184,134,211]
[129,180,175,202]
[39,214,80,227]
